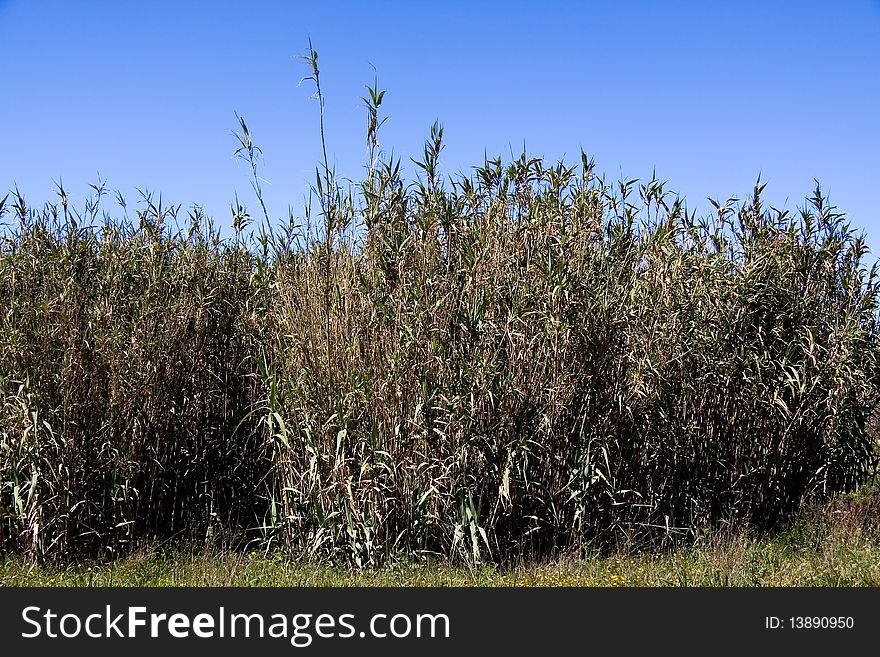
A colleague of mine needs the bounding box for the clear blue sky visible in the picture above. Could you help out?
[2,1,878,251]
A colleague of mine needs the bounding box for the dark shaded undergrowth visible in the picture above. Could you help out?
[5,485,880,587]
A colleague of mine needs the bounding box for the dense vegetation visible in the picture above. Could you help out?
[5,487,880,586]
[2,61,879,566]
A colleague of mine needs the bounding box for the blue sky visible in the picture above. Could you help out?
[1,1,878,251]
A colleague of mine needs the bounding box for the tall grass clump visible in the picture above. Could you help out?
[1,61,878,565]
[259,142,880,564]
[0,189,267,557]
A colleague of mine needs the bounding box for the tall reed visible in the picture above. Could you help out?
[1,71,878,565]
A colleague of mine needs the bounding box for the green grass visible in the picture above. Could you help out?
[3,530,879,587]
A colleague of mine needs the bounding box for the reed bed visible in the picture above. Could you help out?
[1,68,878,566]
